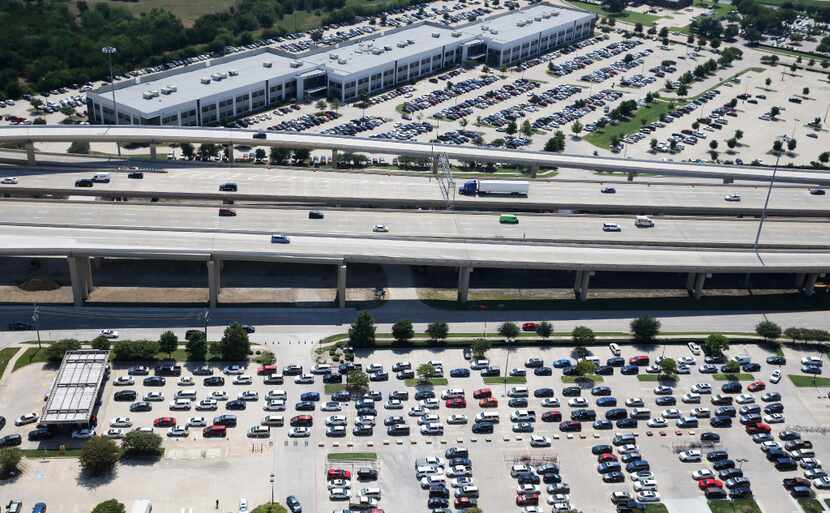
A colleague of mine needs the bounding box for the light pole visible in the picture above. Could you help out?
[753,148,783,253]
[102,46,122,156]
[269,473,276,510]
[32,304,41,350]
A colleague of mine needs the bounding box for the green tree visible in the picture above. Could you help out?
[803,87,810,96]
[784,327,803,342]
[709,140,718,150]
[772,140,783,153]
[392,320,415,345]
[471,338,492,359]
[544,131,566,152]
[787,138,797,152]
[121,431,163,458]
[722,360,740,374]
[574,359,597,377]
[536,321,553,339]
[498,322,520,341]
[185,331,208,361]
[0,448,22,478]
[630,316,661,343]
[755,320,782,342]
[346,369,369,392]
[45,339,82,363]
[68,141,90,154]
[819,152,830,164]
[219,322,250,361]
[727,138,737,150]
[159,330,178,357]
[425,321,449,342]
[572,120,583,136]
[293,148,311,163]
[659,357,677,378]
[677,84,689,97]
[506,120,517,135]
[735,129,743,142]
[634,22,643,33]
[315,99,328,111]
[650,138,658,152]
[79,436,121,476]
[270,147,290,164]
[180,142,194,160]
[91,335,111,351]
[417,363,436,382]
[348,311,376,348]
[254,148,266,162]
[571,326,595,345]
[765,77,772,88]
[91,500,126,513]
[703,333,729,355]
[520,119,532,136]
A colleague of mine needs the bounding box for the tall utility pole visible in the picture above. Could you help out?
[202,310,209,339]
[32,304,41,350]
[753,151,782,253]
[102,46,122,156]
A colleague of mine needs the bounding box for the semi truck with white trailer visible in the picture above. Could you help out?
[458,180,529,196]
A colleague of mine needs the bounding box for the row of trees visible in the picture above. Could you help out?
[80,431,163,477]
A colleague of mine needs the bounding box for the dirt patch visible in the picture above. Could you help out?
[86,287,207,303]
[418,287,800,301]
[0,285,72,303]
[17,277,61,291]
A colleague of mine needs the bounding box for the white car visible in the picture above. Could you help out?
[446,465,471,477]
[609,343,621,355]
[568,397,588,407]
[530,435,551,447]
[105,428,124,439]
[692,469,714,480]
[688,342,701,355]
[72,428,96,439]
[420,398,440,410]
[760,441,781,452]
[288,427,311,437]
[233,375,253,385]
[114,376,134,386]
[634,479,658,491]
[626,398,644,407]
[264,400,286,412]
[813,476,830,489]
[187,416,207,427]
[678,356,696,366]
[679,450,701,462]
[647,417,667,428]
[682,393,701,404]
[1,177,18,184]
[691,383,711,394]
[328,479,351,490]
[409,405,426,417]
[724,194,741,202]
[99,329,119,339]
[15,412,39,426]
[420,423,444,435]
[735,394,755,405]
[654,385,673,395]
[144,392,164,401]
[517,484,541,494]
[169,399,192,411]
[223,365,244,375]
[211,391,228,401]
[178,376,194,386]
[801,356,823,366]
[662,408,681,419]
[691,407,711,418]
[321,401,342,412]
[196,398,218,411]
[636,490,661,503]
[764,413,785,424]
[372,224,389,233]
[769,370,782,384]
[384,399,403,410]
[631,471,654,482]
[617,444,639,454]
[447,414,468,425]
[541,398,560,408]
[167,426,189,438]
[326,415,348,426]
[110,417,132,428]
[239,498,248,513]
[329,487,350,500]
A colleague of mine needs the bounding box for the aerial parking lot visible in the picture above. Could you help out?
[2,330,829,513]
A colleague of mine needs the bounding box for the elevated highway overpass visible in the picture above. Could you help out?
[4,125,830,185]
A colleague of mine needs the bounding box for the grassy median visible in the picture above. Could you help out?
[712,373,755,381]
[0,347,20,378]
[483,376,527,385]
[708,499,763,513]
[789,375,830,387]
[328,452,377,462]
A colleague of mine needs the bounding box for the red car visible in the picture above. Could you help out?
[521,322,539,332]
[153,416,176,427]
[479,397,498,408]
[445,398,466,408]
[541,411,562,422]
[559,420,581,432]
[473,387,492,399]
[747,381,766,392]
[327,468,351,480]
[746,421,771,434]
[598,453,618,463]
[291,415,313,427]
[629,355,650,366]
[454,497,477,509]
[516,494,539,506]
[257,364,277,376]
[698,478,723,490]
[202,424,226,437]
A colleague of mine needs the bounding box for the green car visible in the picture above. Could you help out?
[499,214,519,224]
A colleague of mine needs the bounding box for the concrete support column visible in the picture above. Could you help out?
[149,143,158,160]
[794,273,806,289]
[83,256,94,293]
[802,273,820,296]
[627,172,636,182]
[67,256,91,306]
[457,266,472,303]
[574,270,594,302]
[529,165,539,178]
[692,272,709,300]
[723,177,734,184]
[336,264,347,308]
[26,142,35,165]
[226,144,234,163]
[93,257,104,271]
[207,259,220,308]
[685,272,696,294]
[432,158,438,175]
[331,149,338,167]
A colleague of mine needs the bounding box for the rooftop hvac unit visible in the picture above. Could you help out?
[451,32,462,37]
[211,73,223,81]
[535,16,542,21]
[262,61,273,68]
[481,25,489,31]
[432,32,440,38]
[384,45,393,51]
[228,69,239,76]
[397,41,407,48]
[161,85,177,95]
[490,29,499,34]
[551,11,560,16]
[338,58,347,64]
[330,53,339,59]
[372,48,384,55]
[200,77,211,84]
[290,61,302,68]
[142,91,154,99]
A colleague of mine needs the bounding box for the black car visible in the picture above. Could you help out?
[741,363,761,372]
[387,425,410,436]
[427,498,449,509]
[128,171,144,179]
[764,403,784,414]
[597,462,622,474]
[607,357,625,367]
[352,424,373,436]
[700,432,720,443]
[286,495,302,513]
[143,376,166,386]
[715,406,736,417]
[7,322,33,331]
[562,386,581,397]
[450,368,470,378]
[323,373,342,384]
[655,396,676,406]
[155,363,182,376]
[534,388,554,398]
[472,422,493,434]
[779,430,801,441]
[28,428,52,441]
[762,392,782,402]
[204,376,225,386]
[264,375,284,385]
[776,457,798,471]
[253,132,267,140]
[192,365,213,376]
[508,398,528,408]
[705,487,727,499]
[593,420,613,430]
[605,408,628,421]
[596,397,618,407]
[603,471,625,483]
[591,386,611,396]
[75,179,94,187]
[308,210,325,219]
[357,467,378,480]
[114,390,137,401]
[518,473,541,485]
[571,409,596,421]
[534,367,553,376]
[595,365,614,376]
[616,418,638,429]
[415,390,435,400]
[219,182,238,192]
[766,356,786,365]
[707,450,729,462]
[0,434,22,447]
[791,486,813,497]
[332,391,352,402]
[721,382,742,394]
[480,367,500,377]
[719,468,743,480]
[226,400,246,411]
[213,415,237,427]
[592,444,612,455]
[621,365,639,375]
[129,401,152,412]
[712,459,735,471]
[283,365,303,376]
[295,401,315,411]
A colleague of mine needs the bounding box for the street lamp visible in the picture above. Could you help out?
[269,473,276,509]
[101,46,122,156]
[753,142,783,253]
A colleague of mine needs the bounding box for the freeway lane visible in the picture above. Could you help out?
[4,124,830,184]
[2,200,830,249]
[2,166,830,216]
[0,224,828,273]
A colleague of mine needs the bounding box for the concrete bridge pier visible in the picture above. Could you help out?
[529,165,539,178]
[627,172,636,182]
[794,273,806,290]
[574,270,594,302]
[68,256,93,306]
[457,266,472,303]
[207,259,221,308]
[26,142,35,165]
[723,177,734,184]
[149,143,158,160]
[331,149,338,166]
[801,273,821,295]
[226,144,235,163]
[686,272,710,299]
[336,264,347,308]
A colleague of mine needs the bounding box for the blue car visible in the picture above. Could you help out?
[621,365,639,375]
[534,367,553,376]
[300,392,320,402]
[450,368,470,378]
[596,396,618,407]
[33,504,47,513]
[802,365,822,375]
[553,358,573,368]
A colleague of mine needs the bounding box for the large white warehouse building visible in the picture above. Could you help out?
[87,3,595,126]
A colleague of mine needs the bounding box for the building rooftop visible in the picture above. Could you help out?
[103,51,319,116]
[306,24,473,76]
[41,350,109,425]
[472,4,594,45]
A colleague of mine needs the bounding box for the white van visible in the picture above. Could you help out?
[507,386,528,397]
[130,500,152,513]
[609,343,621,356]
[441,388,464,400]
[361,487,381,498]
[92,173,111,183]
[475,411,500,424]
[635,215,654,228]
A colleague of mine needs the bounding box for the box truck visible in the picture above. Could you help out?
[458,180,528,196]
